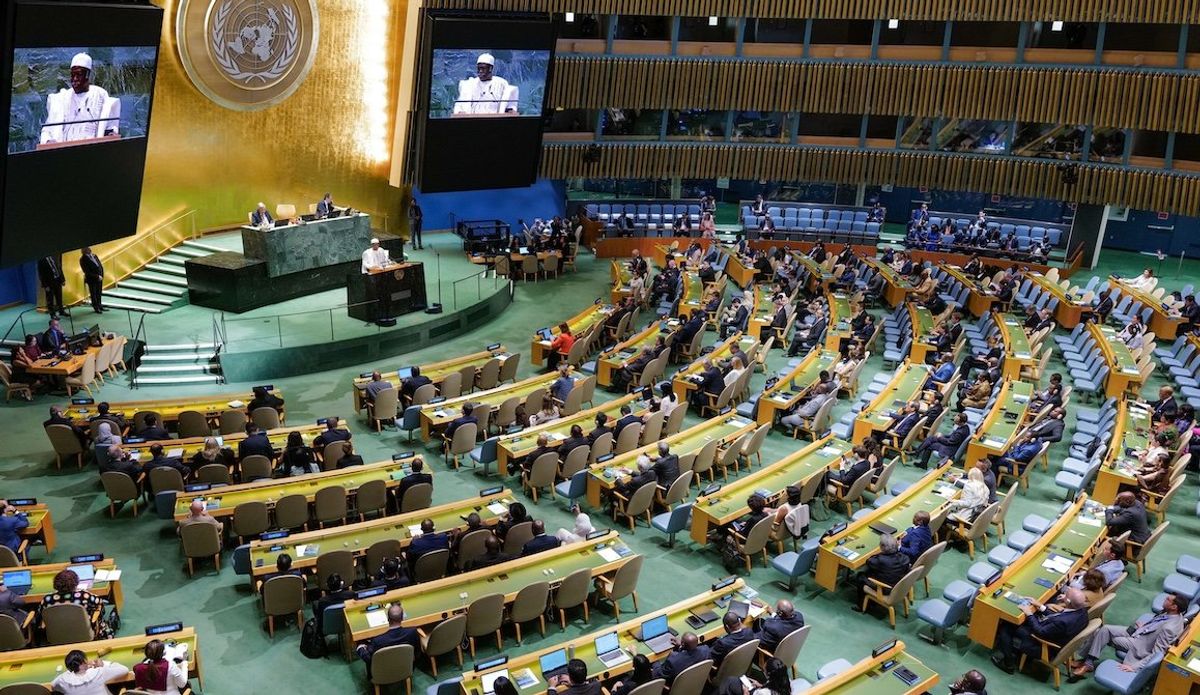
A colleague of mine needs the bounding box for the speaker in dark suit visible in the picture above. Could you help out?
[79,247,104,313]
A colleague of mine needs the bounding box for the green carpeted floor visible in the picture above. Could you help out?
[3,241,1198,694]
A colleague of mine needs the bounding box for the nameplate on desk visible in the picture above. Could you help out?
[486,343,501,351]
[184,483,211,493]
[145,621,183,636]
[392,452,415,461]
[428,396,446,404]
[585,529,611,540]
[71,397,94,405]
[255,384,274,392]
[70,553,104,563]
[356,586,386,600]
[711,576,738,591]
[260,530,289,541]
[479,486,503,497]
[359,372,373,379]
[8,498,36,506]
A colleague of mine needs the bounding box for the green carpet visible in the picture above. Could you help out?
[3,246,1197,694]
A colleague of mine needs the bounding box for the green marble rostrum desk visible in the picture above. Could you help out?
[241,213,374,278]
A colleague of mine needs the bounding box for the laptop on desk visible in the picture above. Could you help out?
[540,648,569,678]
[67,564,95,588]
[2,570,31,596]
[637,614,676,653]
[596,631,630,668]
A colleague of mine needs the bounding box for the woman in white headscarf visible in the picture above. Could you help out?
[92,421,121,467]
[555,505,596,544]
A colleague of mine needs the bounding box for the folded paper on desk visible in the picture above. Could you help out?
[94,569,121,582]
[487,502,507,515]
[365,610,389,628]
[597,547,621,563]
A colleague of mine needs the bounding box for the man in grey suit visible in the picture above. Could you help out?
[315,192,335,218]
[1069,593,1188,681]
[779,383,833,430]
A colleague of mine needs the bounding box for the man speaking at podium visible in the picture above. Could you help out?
[40,52,120,146]
[362,238,395,321]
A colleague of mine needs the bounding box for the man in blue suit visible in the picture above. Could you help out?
[315,192,335,218]
[876,402,921,446]
[406,519,450,567]
[993,438,1042,476]
[924,353,956,389]
[899,511,933,562]
[991,588,1089,673]
[521,520,562,556]
[710,612,756,666]
[40,318,67,353]
[654,632,710,685]
[356,603,418,675]
[0,501,30,555]
[251,202,273,226]
[912,412,971,469]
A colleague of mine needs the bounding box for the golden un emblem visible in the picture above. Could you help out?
[176,0,319,111]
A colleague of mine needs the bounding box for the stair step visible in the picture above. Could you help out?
[118,279,186,297]
[133,270,189,287]
[103,289,175,306]
[137,364,221,374]
[145,342,217,352]
[171,246,211,258]
[100,300,164,314]
[158,254,192,266]
[134,375,223,385]
[180,240,228,253]
[146,262,187,277]
[140,353,217,363]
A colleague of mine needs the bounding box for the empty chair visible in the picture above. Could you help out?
[412,549,450,583]
[232,501,270,543]
[399,482,432,514]
[355,479,388,520]
[274,494,309,531]
[315,550,356,591]
[313,486,347,528]
[553,566,592,629]
[261,574,305,637]
[595,554,642,621]
[916,580,977,644]
[509,581,550,644]
[418,613,466,677]
[465,593,505,657]
[100,471,140,518]
[250,406,281,430]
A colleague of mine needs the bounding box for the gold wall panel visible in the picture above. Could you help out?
[60,0,409,304]
[542,143,1200,216]
[548,56,1200,134]
[425,0,1200,23]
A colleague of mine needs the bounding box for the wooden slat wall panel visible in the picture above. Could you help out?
[548,57,1200,134]
[541,143,1200,215]
[424,0,1200,23]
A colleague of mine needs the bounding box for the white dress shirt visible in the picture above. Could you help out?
[361,247,391,274]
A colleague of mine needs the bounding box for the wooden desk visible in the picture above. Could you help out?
[12,503,56,555]
[12,559,124,609]
[690,435,850,543]
[496,393,649,471]
[675,271,708,321]
[418,371,578,441]
[1025,272,1087,328]
[1089,323,1143,397]
[907,304,937,364]
[171,458,414,521]
[586,412,757,507]
[28,337,117,377]
[803,640,939,694]
[940,264,996,317]
[123,421,337,462]
[747,285,778,342]
[967,496,1106,648]
[755,349,838,427]
[815,463,958,591]
[64,390,282,428]
[826,292,856,351]
[794,252,836,292]
[351,347,509,412]
[1154,605,1200,694]
[722,247,757,287]
[0,628,200,689]
[1093,400,1150,504]
[610,260,634,305]
[458,580,753,695]
[964,380,1034,466]
[672,333,758,402]
[247,489,512,583]
[995,313,1034,380]
[852,362,931,444]
[862,258,915,308]
[532,307,612,367]
[596,321,675,389]
[342,533,637,643]
[1112,277,1185,339]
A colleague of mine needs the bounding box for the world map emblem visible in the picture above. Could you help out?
[176,0,319,111]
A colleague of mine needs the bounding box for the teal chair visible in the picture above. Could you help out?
[650,503,693,548]
[769,538,819,591]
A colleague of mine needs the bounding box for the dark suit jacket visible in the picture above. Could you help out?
[561,436,590,457]
[724,305,749,329]
[770,307,789,329]
[80,253,103,280]
[888,412,921,439]
[653,454,681,486]
[710,627,757,665]
[1016,608,1089,657]
[143,456,190,478]
[138,426,171,441]
[521,534,562,556]
[444,415,478,441]
[41,328,66,352]
[864,551,912,590]
[316,199,334,217]
[314,428,352,449]
[401,375,432,401]
[238,434,275,461]
[831,459,872,487]
[407,532,450,562]
[941,424,971,448]
[757,613,805,652]
[396,472,432,501]
[549,681,602,695]
[249,394,285,412]
[336,454,364,469]
[616,469,658,498]
[655,644,712,683]
[587,425,613,445]
[251,210,273,225]
[613,414,641,438]
[358,624,419,662]
[677,316,706,345]
[37,257,65,286]
[1029,419,1065,443]
[1105,502,1151,544]
[698,367,724,398]
[1152,396,1178,421]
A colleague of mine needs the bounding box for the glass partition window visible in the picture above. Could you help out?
[937,120,1009,153]
[678,16,738,43]
[554,13,607,40]
[667,109,727,139]
[1103,23,1178,52]
[1091,129,1126,163]
[865,115,899,146]
[1027,22,1100,50]
[731,111,793,142]
[1012,123,1085,159]
[878,20,946,46]
[614,15,670,41]
[809,19,874,45]
[600,108,664,138]
[1129,130,1168,160]
[545,109,596,133]
[951,21,1021,48]
[744,18,806,44]
[899,117,934,150]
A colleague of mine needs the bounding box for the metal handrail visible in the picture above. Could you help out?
[128,313,148,389]
[0,307,39,346]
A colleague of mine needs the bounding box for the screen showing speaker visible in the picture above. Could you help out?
[0,1,163,267]
[416,12,556,193]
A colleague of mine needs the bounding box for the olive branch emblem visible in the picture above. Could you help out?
[210,0,299,84]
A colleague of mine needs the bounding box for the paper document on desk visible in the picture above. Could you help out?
[365,610,389,628]
[408,525,424,537]
[167,448,184,459]
[431,409,450,419]
[487,502,507,515]
[984,437,1007,448]
[1077,516,1102,527]
[597,547,621,563]
[165,642,189,661]
[549,432,568,441]
[94,569,121,582]
[1041,555,1074,574]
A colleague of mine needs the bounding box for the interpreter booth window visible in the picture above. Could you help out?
[554,13,608,40]
[731,111,793,143]
[576,178,669,198]
[1026,22,1099,63]
[1091,129,1126,163]
[544,108,596,134]
[864,115,899,148]
[796,113,862,146]
[1128,130,1169,168]
[1188,25,1200,53]
[808,20,873,59]
[878,20,945,61]
[951,22,1021,48]
[600,108,663,139]
[743,18,806,44]
[678,16,738,43]
[937,120,1010,153]
[1012,123,1085,160]
[899,117,934,150]
[1102,24,1180,65]
[614,15,670,41]
[1172,134,1200,171]
[667,109,727,140]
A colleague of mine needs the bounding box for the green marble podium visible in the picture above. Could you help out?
[241,213,373,278]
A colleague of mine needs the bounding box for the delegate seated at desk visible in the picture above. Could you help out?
[251,202,273,227]
[361,238,393,274]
